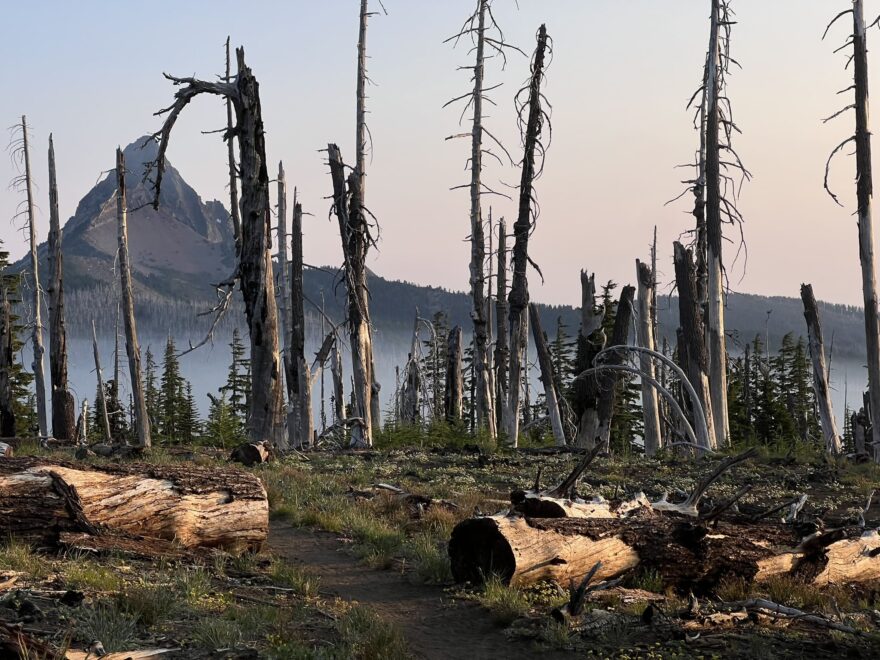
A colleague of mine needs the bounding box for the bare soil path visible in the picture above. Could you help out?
[270,524,576,660]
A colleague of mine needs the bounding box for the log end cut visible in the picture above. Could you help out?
[449,516,518,584]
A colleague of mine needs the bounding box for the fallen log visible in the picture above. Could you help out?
[0,457,268,553]
[448,511,879,591]
[0,442,11,457]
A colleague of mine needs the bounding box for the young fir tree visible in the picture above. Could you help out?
[221,328,250,428]
[205,393,245,448]
[549,317,575,395]
[144,345,160,432]
[0,241,36,436]
[159,336,184,440]
[178,381,201,443]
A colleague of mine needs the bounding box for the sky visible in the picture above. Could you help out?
[0,0,877,309]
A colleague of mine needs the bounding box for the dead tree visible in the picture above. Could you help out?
[800,284,842,454]
[116,149,151,448]
[824,1,880,462]
[595,286,635,451]
[330,340,344,424]
[573,271,605,447]
[327,144,375,447]
[529,303,566,446]
[400,313,422,424]
[446,326,464,422]
[287,195,313,449]
[276,162,291,365]
[46,135,75,441]
[15,117,48,439]
[494,218,509,429]
[0,290,14,437]
[147,47,285,448]
[673,242,717,450]
[225,37,241,253]
[505,25,550,447]
[637,260,662,455]
[91,320,112,442]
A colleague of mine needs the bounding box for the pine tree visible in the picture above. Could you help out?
[159,336,184,439]
[0,241,36,436]
[178,381,201,443]
[205,393,245,448]
[221,328,250,428]
[144,345,160,432]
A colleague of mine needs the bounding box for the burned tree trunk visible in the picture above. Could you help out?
[0,290,14,438]
[148,47,285,448]
[276,162,291,365]
[330,341,345,424]
[446,326,464,422]
[505,25,549,447]
[116,149,151,448]
[287,195,313,449]
[494,218,509,429]
[0,457,268,553]
[852,0,880,463]
[20,117,48,440]
[573,271,605,447]
[800,284,842,454]
[595,286,635,451]
[704,0,730,448]
[91,320,112,442]
[673,242,716,450]
[529,303,566,446]
[46,135,75,442]
[328,144,375,447]
[637,260,662,455]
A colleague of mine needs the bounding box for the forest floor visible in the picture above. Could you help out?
[3,437,880,658]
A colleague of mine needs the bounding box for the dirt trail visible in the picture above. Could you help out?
[270,524,575,660]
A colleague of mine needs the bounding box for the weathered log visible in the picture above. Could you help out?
[0,442,12,457]
[0,457,267,553]
[230,441,271,467]
[449,512,880,591]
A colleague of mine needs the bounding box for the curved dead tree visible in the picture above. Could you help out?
[146,47,285,448]
[824,1,880,462]
[46,135,75,441]
[505,24,550,447]
[800,284,842,454]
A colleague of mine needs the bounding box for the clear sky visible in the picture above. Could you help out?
[0,1,876,308]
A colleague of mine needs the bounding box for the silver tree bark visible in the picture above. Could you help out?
[852,0,880,463]
[505,25,549,447]
[446,326,464,422]
[287,195,313,449]
[116,149,151,448]
[47,135,75,441]
[529,303,566,446]
[20,117,48,439]
[91,320,112,442]
[637,260,662,455]
[704,0,729,447]
[800,284,842,454]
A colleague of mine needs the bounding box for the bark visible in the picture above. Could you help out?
[116,149,151,448]
[0,457,267,553]
[505,25,549,447]
[467,0,497,441]
[328,144,374,447]
[449,513,879,591]
[574,271,605,447]
[445,325,464,422]
[287,195,313,449]
[704,0,729,448]
[20,117,48,439]
[494,218,509,429]
[91,321,112,441]
[400,314,421,424]
[673,242,717,450]
[637,260,662,455]
[46,135,75,442]
[595,286,635,451]
[0,290,15,437]
[276,162,290,363]
[225,37,241,252]
[800,284,842,454]
[852,1,880,463]
[331,340,345,423]
[529,303,566,446]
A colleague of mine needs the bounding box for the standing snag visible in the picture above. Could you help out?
[800,284,842,454]
[116,149,151,448]
[636,260,662,455]
[147,47,286,448]
[446,326,464,422]
[595,286,635,451]
[46,135,75,442]
[529,303,566,446]
[505,24,550,447]
[287,193,313,449]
